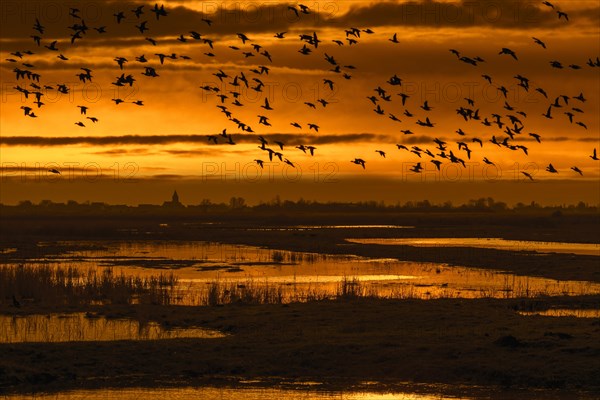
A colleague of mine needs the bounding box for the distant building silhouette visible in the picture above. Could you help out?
[162,190,184,208]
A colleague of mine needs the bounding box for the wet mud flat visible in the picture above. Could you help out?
[0,295,599,396]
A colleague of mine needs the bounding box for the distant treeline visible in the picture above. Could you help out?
[1,197,598,216]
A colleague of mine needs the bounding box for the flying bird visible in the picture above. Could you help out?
[532,37,546,48]
[351,158,366,169]
[557,11,568,21]
[113,11,126,23]
[571,166,583,175]
[521,171,534,180]
[499,48,518,60]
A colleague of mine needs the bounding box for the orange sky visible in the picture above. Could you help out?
[1,0,599,204]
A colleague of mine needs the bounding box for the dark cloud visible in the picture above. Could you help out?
[0,0,318,40]
[2,0,597,44]
[89,148,154,155]
[332,0,598,29]
[149,174,187,179]
[2,133,597,148]
[0,133,393,146]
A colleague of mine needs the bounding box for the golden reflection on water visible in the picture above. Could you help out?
[3,386,596,400]
[0,387,471,400]
[517,309,600,318]
[6,241,600,304]
[0,314,225,343]
[346,238,600,256]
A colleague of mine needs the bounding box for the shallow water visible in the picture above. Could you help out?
[345,238,600,256]
[517,309,600,318]
[2,386,595,400]
[4,240,600,303]
[0,313,225,343]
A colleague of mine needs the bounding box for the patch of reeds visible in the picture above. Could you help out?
[271,250,322,264]
[203,280,285,306]
[3,264,595,309]
[1,264,178,306]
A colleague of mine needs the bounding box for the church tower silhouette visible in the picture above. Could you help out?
[163,190,183,207]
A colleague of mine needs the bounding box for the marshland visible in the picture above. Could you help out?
[1,205,599,398]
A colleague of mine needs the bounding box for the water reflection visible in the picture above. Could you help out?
[517,309,600,318]
[2,386,594,400]
[0,313,225,343]
[0,387,452,400]
[3,241,600,303]
[346,238,600,256]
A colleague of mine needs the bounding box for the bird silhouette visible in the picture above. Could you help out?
[136,21,149,34]
[410,163,423,173]
[571,166,583,175]
[132,5,144,18]
[532,37,546,48]
[351,158,366,169]
[499,48,518,60]
[521,171,534,180]
[45,41,58,51]
[151,4,168,20]
[542,106,553,119]
[113,11,126,23]
[261,98,273,110]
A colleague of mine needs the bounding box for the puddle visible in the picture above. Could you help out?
[0,313,225,343]
[517,309,600,318]
[346,238,600,256]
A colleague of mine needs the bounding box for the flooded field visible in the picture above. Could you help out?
[2,233,599,397]
[3,240,600,303]
[346,238,600,256]
[0,313,225,343]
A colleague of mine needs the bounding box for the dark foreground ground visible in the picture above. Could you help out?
[1,210,599,396]
[0,296,599,396]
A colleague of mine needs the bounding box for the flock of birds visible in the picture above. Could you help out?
[6,1,600,178]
